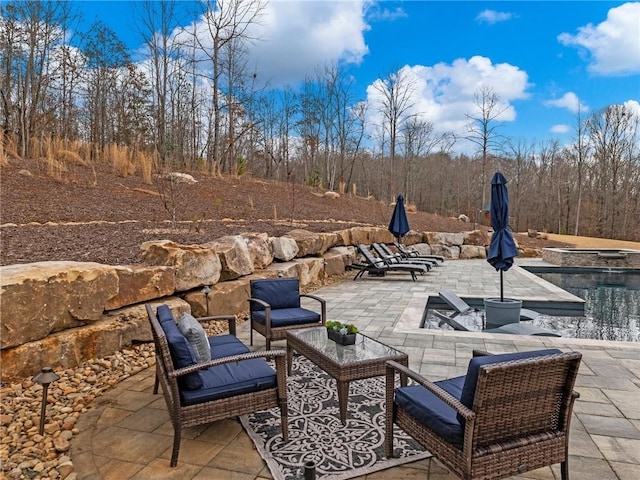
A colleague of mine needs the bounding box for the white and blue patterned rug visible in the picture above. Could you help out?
[240,355,431,479]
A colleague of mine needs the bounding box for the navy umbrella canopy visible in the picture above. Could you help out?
[486,172,519,301]
[388,194,410,242]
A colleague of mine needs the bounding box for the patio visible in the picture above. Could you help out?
[72,259,640,479]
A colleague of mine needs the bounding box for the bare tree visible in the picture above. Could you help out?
[193,0,266,175]
[502,138,535,231]
[568,105,591,235]
[136,0,184,166]
[0,0,73,156]
[465,85,508,209]
[370,67,419,198]
[80,20,130,152]
[587,104,639,238]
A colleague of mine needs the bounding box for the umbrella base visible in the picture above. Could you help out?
[484,298,522,329]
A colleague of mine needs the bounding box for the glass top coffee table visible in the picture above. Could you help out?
[286,326,408,424]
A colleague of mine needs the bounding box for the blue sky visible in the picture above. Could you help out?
[74,0,639,152]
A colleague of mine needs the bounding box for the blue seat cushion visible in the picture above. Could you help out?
[250,278,301,310]
[458,349,562,423]
[395,375,466,450]
[210,335,251,359]
[180,358,277,406]
[251,307,320,327]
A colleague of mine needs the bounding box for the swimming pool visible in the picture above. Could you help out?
[530,268,640,342]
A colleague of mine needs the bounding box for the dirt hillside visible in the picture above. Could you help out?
[0,158,599,266]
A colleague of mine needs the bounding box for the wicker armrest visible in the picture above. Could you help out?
[300,293,326,323]
[301,293,325,305]
[385,360,474,420]
[248,297,270,309]
[472,349,492,357]
[197,315,237,336]
[170,349,286,378]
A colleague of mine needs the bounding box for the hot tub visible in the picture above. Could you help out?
[542,248,640,268]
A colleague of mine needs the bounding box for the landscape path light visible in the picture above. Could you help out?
[202,285,212,316]
[33,366,59,435]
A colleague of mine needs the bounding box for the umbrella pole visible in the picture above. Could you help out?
[500,271,504,302]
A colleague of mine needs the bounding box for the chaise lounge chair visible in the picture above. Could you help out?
[439,289,540,321]
[393,241,445,263]
[349,244,427,281]
[433,310,561,337]
[372,242,436,269]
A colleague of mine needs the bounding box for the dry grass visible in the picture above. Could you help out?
[137,151,154,184]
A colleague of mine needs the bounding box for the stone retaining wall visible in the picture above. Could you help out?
[0,227,491,382]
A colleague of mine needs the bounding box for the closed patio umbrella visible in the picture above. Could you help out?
[388,194,410,242]
[487,172,519,301]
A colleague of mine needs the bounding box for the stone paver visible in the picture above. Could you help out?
[73,259,640,479]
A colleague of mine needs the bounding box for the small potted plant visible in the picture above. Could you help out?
[326,320,359,345]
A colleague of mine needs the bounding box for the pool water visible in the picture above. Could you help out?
[534,270,640,342]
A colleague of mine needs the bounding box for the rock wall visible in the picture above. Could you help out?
[0,227,492,382]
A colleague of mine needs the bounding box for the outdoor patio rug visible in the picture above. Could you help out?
[240,354,431,479]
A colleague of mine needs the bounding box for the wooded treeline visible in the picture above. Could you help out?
[1,0,638,241]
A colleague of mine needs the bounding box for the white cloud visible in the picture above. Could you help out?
[624,99,640,117]
[175,1,369,89]
[365,56,530,150]
[366,4,407,22]
[544,92,589,114]
[249,1,370,87]
[475,10,514,25]
[550,124,571,134]
[557,2,640,76]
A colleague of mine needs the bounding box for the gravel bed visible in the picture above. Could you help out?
[0,319,232,480]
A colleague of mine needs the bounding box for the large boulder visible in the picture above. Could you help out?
[295,257,326,286]
[431,245,460,259]
[140,240,222,291]
[463,230,489,246]
[1,262,119,349]
[270,236,299,261]
[406,243,432,255]
[266,262,299,278]
[105,265,175,310]
[347,227,393,246]
[424,232,465,247]
[207,235,254,281]
[242,232,273,269]
[460,245,487,259]
[185,278,253,317]
[0,297,188,382]
[322,246,356,276]
[317,232,340,255]
[332,229,351,246]
[370,227,395,244]
[285,229,337,257]
[402,231,423,245]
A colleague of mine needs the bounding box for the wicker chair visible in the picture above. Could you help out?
[248,277,326,350]
[146,304,288,467]
[385,349,582,480]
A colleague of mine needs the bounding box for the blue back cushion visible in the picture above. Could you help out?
[250,278,301,310]
[156,306,202,389]
[157,304,175,326]
[395,376,466,449]
[460,349,563,412]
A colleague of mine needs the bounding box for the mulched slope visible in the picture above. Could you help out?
[0,159,565,266]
